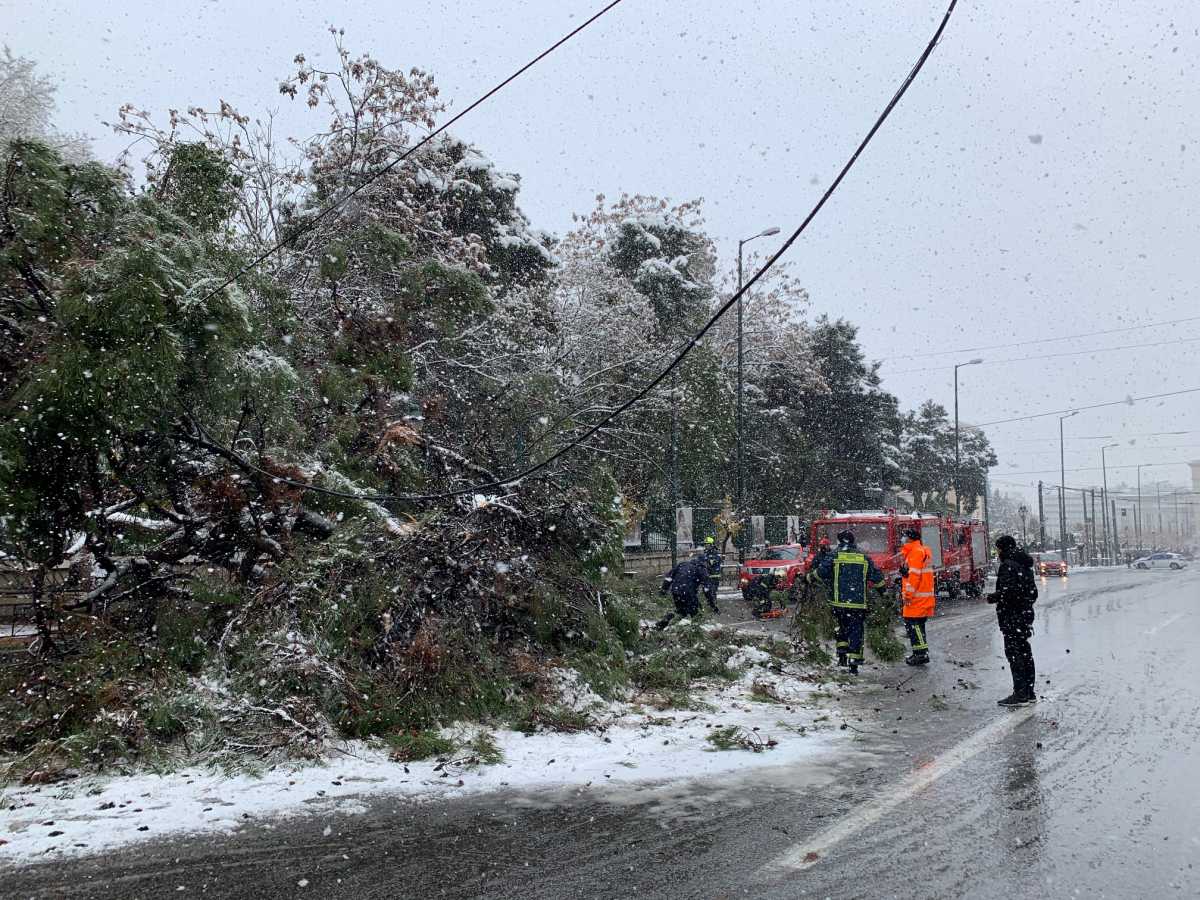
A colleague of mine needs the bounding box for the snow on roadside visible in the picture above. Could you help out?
[0,655,848,866]
[725,646,772,671]
[546,666,611,713]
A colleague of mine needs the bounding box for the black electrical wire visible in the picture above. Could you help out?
[878,313,1200,363]
[190,0,628,311]
[988,459,1197,478]
[883,334,1200,376]
[975,386,1200,427]
[211,0,961,505]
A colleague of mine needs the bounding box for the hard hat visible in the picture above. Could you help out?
[705,536,715,545]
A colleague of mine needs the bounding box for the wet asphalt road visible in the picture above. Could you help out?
[6,567,1199,899]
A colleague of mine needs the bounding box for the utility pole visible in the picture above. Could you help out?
[735,225,779,563]
[1037,480,1046,549]
[1058,411,1077,553]
[669,390,678,568]
[1101,443,1117,562]
[1057,486,1065,553]
[1089,489,1097,565]
[953,358,984,515]
[1111,498,1121,562]
[669,278,688,567]
[982,472,991,539]
[1018,503,1028,546]
[1136,467,1142,551]
[1130,464,1170,548]
[1100,487,1110,562]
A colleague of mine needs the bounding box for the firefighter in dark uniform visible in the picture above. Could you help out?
[746,570,781,618]
[657,556,708,629]
[801,537,833,606]
[816,530,885,674]
[700,536,723,614]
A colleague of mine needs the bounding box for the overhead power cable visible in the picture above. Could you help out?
[883,334,1200,376]
[878,313,1200,363]
[995,431,1197,445]
[975,387,1200,427]
[219,0,962,505]
[190,0,627,310]
[999,443,1200,458]
[989,459,1197,478]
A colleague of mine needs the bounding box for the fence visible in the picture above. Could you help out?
[624,506,805,558]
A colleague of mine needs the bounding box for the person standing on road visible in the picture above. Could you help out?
[898,527,936,666]
[657,555,708,629]
[816,530,885,675]
[700,536,723,614]
[986,535,1039,706]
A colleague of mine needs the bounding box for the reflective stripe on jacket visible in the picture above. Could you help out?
[900,539,936,618]
[817,549,884,610]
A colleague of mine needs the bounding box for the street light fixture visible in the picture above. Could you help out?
[953,358,984,515]
[735,226,780,562]
[1058,411,1078,553]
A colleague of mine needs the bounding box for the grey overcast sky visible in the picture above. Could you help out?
[8,0,1200,502]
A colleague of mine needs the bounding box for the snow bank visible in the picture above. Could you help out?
[726,646,772,671]
[0,669,847,866]
[548,667,610,713]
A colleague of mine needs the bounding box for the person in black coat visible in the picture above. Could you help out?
[657,556,708,629]
[986,535,1039,706]
[700,538,723,613]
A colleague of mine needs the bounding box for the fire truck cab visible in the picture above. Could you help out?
[940,518,989,598]
[809,511,944,600]
[808,510,988,600]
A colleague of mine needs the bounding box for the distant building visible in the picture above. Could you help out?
[1192,461,1200,493]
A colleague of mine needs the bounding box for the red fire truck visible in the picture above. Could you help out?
[806,510,989,599]
[939,517,989,598]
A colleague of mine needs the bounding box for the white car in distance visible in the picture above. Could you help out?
[1131,552,1189,570]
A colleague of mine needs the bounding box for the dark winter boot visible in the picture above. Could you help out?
[997,693,1036,707]
[905,651,930,667]
[848,662,859,675]
[837,652,848,667]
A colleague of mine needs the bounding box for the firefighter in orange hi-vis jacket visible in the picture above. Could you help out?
[899,526,935,666]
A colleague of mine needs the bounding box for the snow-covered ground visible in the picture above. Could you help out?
[0,650,853,866]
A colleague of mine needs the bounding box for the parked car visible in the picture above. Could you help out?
[1035,551,1069,578]
[1131,552,1189,570]
[739,544,808,601]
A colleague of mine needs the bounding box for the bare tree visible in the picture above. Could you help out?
[0,46,89,159]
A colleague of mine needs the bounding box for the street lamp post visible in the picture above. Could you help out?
[1101,443,1118,562]
[1133,462,1166,552]
[1058,411,1078,554]
[1157,482,1163,542]
[1136,463,1146,552]
[735,226,779,562]
[1018,504,1028,545]
[953,358,984,515]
